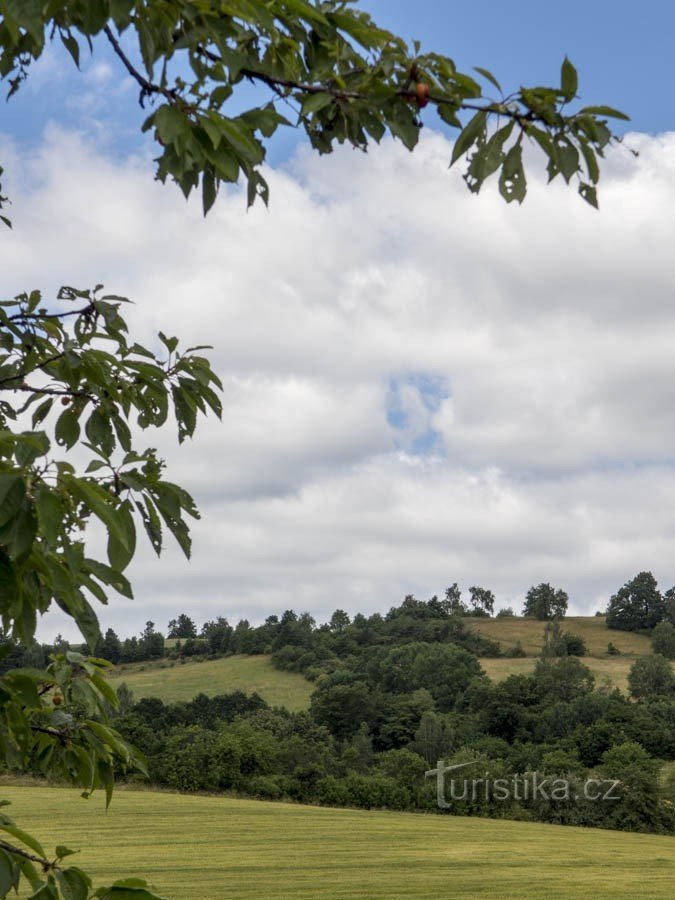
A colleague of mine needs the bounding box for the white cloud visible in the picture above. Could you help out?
[3,125,675,638]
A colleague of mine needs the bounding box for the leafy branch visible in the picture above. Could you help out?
[0,0,630,218]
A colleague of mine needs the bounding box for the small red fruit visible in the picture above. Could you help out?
[60,397,71,406]
[415,83,430,109]
[52,695,62,706]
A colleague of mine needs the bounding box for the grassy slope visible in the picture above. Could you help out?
[463,615,671,693]
[464,616,652,657]
[5,786,674,900]
[107,655,313,712]
[108,618,666,708]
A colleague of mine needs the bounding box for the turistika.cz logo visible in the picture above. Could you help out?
[425,760,621,809]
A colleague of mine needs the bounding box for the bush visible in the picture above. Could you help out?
[563,632,587,657]
[652,621,675,660]
[607,642,621,656]
[505,641,527,658]
[628,655,675,700]
[496,607,515,618]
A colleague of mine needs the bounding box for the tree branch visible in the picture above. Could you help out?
[30,724,70,747]
[8,303,95,322]
[0,839,53,870]
[194,45,537,126]
[104,25,176,106]
[7,385,93,400]
[0,352,65,388]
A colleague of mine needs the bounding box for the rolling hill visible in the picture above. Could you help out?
[106,617,669,708]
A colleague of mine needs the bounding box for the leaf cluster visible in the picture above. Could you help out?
[0,2,629,214]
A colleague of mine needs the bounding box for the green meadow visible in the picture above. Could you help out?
[107,654,313,711]
[4,785,674,900]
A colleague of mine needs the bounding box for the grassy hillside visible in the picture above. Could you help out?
[461,615,668,692]
[107,618,663,708]
[4,786,674,900]
[478,656,641,693]
[107,654,313,711]
[464,615,652,657]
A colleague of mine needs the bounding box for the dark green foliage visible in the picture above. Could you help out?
[0,2,626,225]
[505,640,527,658]
[0,285,220,897]
[167,614,197,639]
[542,621,586,657]
[523,583,569,620]
[468,585,495,617]
[496,607,515,618]
[628,655,675,700]
[607,571,665,632]
[651,621,675,659]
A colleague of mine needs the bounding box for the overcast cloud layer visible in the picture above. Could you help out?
[3,125,675,638]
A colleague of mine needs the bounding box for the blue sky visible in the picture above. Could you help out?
[3,0,674,171]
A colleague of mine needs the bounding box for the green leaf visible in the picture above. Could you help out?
[219,119,264,165]
[35,487,62,547]
[106,502,136,572]
[154,106,189,146]
[0,498,37,559]
[560,57,578,102]
[0,848,14,896]
[0,549,19,604]
[579,182,599,209]
[60,32,80,68]
[450,111,487,166]
[66,479,135,570]
[473,67,502,93]
[55,408,81,449]
[31,398,54,428]
[56,867,91,900]
[85,559,133,600]
[202,169,217,216]
[0,475,24,527]
[578,105,630,121]
[300,92,334,116]
[4,671,40,708]
[85,409,115,458]
[0,824,45,859]
[499,143,527,204]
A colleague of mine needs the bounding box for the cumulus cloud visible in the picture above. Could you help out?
[2,125,675,637]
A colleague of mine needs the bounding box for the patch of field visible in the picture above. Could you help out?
[466,616,652,657]
[478,656,645,693]
[108,654,313,711]
[4,786,673,899]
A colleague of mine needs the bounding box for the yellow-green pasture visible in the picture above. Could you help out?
[464,615,652,657]
[3,786,674,899]
[107,654,313,711]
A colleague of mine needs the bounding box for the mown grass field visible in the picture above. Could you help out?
[4,785,674,900]
[107,654,313,711]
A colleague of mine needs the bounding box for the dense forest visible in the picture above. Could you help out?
[5,571,675,835]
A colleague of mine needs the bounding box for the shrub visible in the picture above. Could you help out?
[652,621,675,660]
